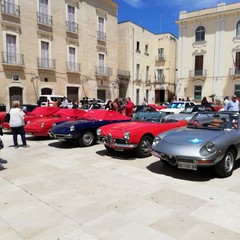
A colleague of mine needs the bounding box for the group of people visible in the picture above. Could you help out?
[223,95,240,111]
[105,97,135,117]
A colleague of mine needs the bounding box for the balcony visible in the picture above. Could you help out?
[97,31,106,42]
[37,58,56,70]
[145,75,151,81]
[95,66,112,76]
[135,74,142,84]
[66,21,78,33]
[155,77,164,84]
[229,67,240,75]
[2,51,24,66]
[189,69,207,78]
[66,62,80,72]
[117,70,130,78]
[0,1,20,17]
[156,55,166,61]
[37,12,53,26]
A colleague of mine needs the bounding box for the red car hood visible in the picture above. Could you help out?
[104,121,157,131]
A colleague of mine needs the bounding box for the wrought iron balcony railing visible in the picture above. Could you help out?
[97,31,106,41]
[37,12,53,26]
[66,21,78,33]
[189,69,207,77]
[66,62,80,72]
[37,58,56,69]
[145,75,151,81]
[156,55,166,61]
[2,52,24,66]
[135,74,142,81]
[95,66,112,76]
[0,1,20,17]
[229,67,240,75]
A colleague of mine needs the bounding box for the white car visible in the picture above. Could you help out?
[160,101,196,114]
[88,98,105,107]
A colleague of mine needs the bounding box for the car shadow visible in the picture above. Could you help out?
[0,158,7,170]
[48,141,80,149]
[147,160,217,181]
[26,136,51,141]
[96,149,137,160]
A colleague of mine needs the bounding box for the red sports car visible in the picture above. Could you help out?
[97,111,187,158]
[24,108,86,137]
[2,106,60,131]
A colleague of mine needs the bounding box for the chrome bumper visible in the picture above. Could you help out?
[101,137,137,149]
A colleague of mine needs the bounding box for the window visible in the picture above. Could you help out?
[236,21,240,37]
[195,26,205,42]
[234,84,240,97]
[194,85,202,100]
[157,69,164,81]
[3,0,20,16]
[136,89,140,105]
[145,44,149,55]
[194,55,204,76]
[98,53,105,74]
[40,41,49,67]
[97,17,105,41]
[67,5,76,32]
[12,74,20,81]
[6,34,16,64]
[136,64,140,80]
[146,89,149,103]
[39,0,51,25]
[235,52,240,74]
[136,41,140,52]
[146,66,149,80]
[68,47,77,71]
[158,48,164,60]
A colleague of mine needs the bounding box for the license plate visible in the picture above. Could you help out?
[114,148,124,152]
[178,162,197,170]
[26,132,33,135]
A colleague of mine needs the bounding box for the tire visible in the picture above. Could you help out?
[214,149,235,178]
[79,131,96,147]
[135,135,153,158]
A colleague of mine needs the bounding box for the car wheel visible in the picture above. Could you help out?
[136,135,153,158]
[105,145,114,152]
[214,149,235,178]
[79,131,96,147]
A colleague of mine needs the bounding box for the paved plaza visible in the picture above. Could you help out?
[1,133,240,240]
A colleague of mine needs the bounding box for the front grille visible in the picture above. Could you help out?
[106,134,112,145]
[115,139,126,144]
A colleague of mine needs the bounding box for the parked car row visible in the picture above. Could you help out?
[2,101,239,178]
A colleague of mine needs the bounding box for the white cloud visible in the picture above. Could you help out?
[122,0,143,8]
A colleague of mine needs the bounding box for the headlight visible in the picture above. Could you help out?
[96,128,102,136]
[205,142,216,153]
[124,131,130,139]
[70,125,75,132]
[40,123,45,128]
[26,121,30,124]
[152,136,161,148]
[52,123,56,128]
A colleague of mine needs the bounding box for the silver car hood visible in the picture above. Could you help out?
[162,127,223,145]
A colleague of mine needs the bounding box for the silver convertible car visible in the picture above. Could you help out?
[151,111,240,178]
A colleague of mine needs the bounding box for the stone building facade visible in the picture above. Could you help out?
[0,0,118,109]
[118,21,177,104]
[176,2,240,103]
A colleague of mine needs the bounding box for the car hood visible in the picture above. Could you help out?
[162,127,223,146]
[104,121,157,131]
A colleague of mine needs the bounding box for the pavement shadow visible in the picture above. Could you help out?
[96,149,137,160]
[48,141,80,149]
[0,158,7,170]
[146,160,216,182]
[26,136,51,141]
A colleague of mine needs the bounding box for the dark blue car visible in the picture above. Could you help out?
[48,109,131,147]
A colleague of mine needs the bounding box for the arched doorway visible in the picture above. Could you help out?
[9,87,23,106]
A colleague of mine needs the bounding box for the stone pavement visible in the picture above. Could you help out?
[0,133,240,240]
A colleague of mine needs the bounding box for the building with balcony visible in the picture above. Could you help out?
[0,0,118,109]
[176,2,240,102]
[118,21,177,104]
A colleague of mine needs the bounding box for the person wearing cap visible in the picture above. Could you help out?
[226,95,239,111]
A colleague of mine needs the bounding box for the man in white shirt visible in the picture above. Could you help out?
[226,95,239,111]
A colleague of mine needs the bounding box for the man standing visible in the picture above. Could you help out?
[226,95,239,111]
[125,97,134,117]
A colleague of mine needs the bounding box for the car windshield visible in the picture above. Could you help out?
[132,112,164,123]
[168,102,184,109]
[187,112,239,130]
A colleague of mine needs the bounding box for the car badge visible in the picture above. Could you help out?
[189,138,203,144]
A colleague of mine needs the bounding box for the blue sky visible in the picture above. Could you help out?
[115,0,240,37]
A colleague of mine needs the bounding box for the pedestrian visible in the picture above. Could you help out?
[72,99,78,109]
[201,96,209,105]
[113,98,120,112]
[105,100,113,110]
[125,97,134,117]
[37,97,42,106]
[225,95,240,111]
[142,97,148,105]
[9,100,29,148]
[223,96,230,111]
[62,97,68,108]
